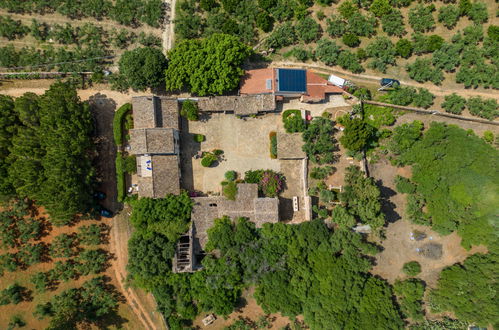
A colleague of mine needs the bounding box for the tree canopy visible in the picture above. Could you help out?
[165,34,252,96]
[117,47,168,91]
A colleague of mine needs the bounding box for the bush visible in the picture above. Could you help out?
[409,4,435,33]
[115,152,125,202]
[303,117,338,164]
[342,33,360,47]
[181,100,199,121]
[269,132,277,159]
[265,22,296,49]
[201,153,218,167]
[389,87,416,106]
[406,58,443,84]
[467,2,488,23]
[296,17,322,43]
[222,181,238,200]
[282,109,305,133]
[396,39,413,58]
[441,93,466,114]
[194,134,205,142]
[78,224,104,245]
[113,103,132,146]
[326,15,347,38]
[381,10,406,37]
[366,37,396,73]
[413,88,435,109]
[395,175,416,194]
[118,47,168,91]
[225,171,237,182]
[310,166,335,180]
[403,261,422,276]
[482,131,494,144]
[315,39,342,66]
[244,169,285,197]
[467,97,498,120]
[256,12,274,32]
[337,51,364,73]
[438,5,460,29]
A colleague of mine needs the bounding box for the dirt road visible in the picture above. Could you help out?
[162,0,176,52]
[271,61,499,99]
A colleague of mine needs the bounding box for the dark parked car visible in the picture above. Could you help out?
[380,78,400,88]
[99,207,113,218]
[93,191,106,200]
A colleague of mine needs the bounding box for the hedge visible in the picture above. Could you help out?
[116,152,126,202]
[269,131,277,159]
[113,103,132,146]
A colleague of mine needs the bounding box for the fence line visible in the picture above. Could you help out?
[363,100,499,126]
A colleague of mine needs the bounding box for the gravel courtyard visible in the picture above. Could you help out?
[181,113,281,193]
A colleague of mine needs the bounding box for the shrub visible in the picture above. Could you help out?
[326,15,347,38]
[181,100,199,121]
[396,39,413,58]
[222,181,238,200]
[194,134,205,143]
[315,38,342,65]
[403,261,421,276]
[395,175,416,194]
[406,58,443,84]
[124,155,136,174]
[441,93,466,114]
[201,153,218,167]
[256,12,274,32]
[113,103,132,146]
[413,88,435,109]
[296,17,322,43]
[338,51,364,73]
[282,109,305,133]
[381,10,406,37]
[467,2,488,23]
[225,171,237,182]
[244,169,285,197]
[269,132,277,159]
[467,97,498,120]
[115,152,125,202]
[342,33,360,47]
[438,5,460,29]
[482,131,494,144]
[366,37,396,73]
[265,22,296,49]
[310,166,335,180]
[78,224,104,245]
[389,87,416,106]
[409,4,435,33]
[50,234,78,258]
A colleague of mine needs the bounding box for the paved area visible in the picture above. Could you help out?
[281,94,351,117]
[181,114,281,193]
[279,159,306,222]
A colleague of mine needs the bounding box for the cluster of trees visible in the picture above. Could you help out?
[441,94,498,120]
[429,252,498,328]
[112,47,168,92]
[302,117,338,164]
[386,87,435,109]
[0,83,95,224]
[244,169,285,197]
[34,276,121,329]
[406,24,498,88]
[129,214,404,329]
[388,121,498,248]
[282,109,306,133]
[165,34,252,96]
[0,0,163,27]
[0,17,161,49]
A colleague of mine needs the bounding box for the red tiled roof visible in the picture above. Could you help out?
[240,68,344,101]
[240,68,274,95]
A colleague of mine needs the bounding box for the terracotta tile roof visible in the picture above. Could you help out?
[240,68,274,95]
[191,183,279,250]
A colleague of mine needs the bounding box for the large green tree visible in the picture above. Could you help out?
[118,47,168,91]
[165,34,252,96]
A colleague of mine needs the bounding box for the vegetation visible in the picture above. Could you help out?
[393,278,425,321]
[115,47,168,91]
[388,122,498,248]
[201,152,218,167]
[441,93,466,114]
[282,110,305,133]
[269,132,277,159]
[302,117,337,164]
[113,103,132,146]
[402,261,421,276]
[115,152,126,202]
[165,34,252,96]
[339,118,376,153]
[1,83,95,225]
[244,170,285,197]
[430,253,497,328]
[180,100,199,121]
